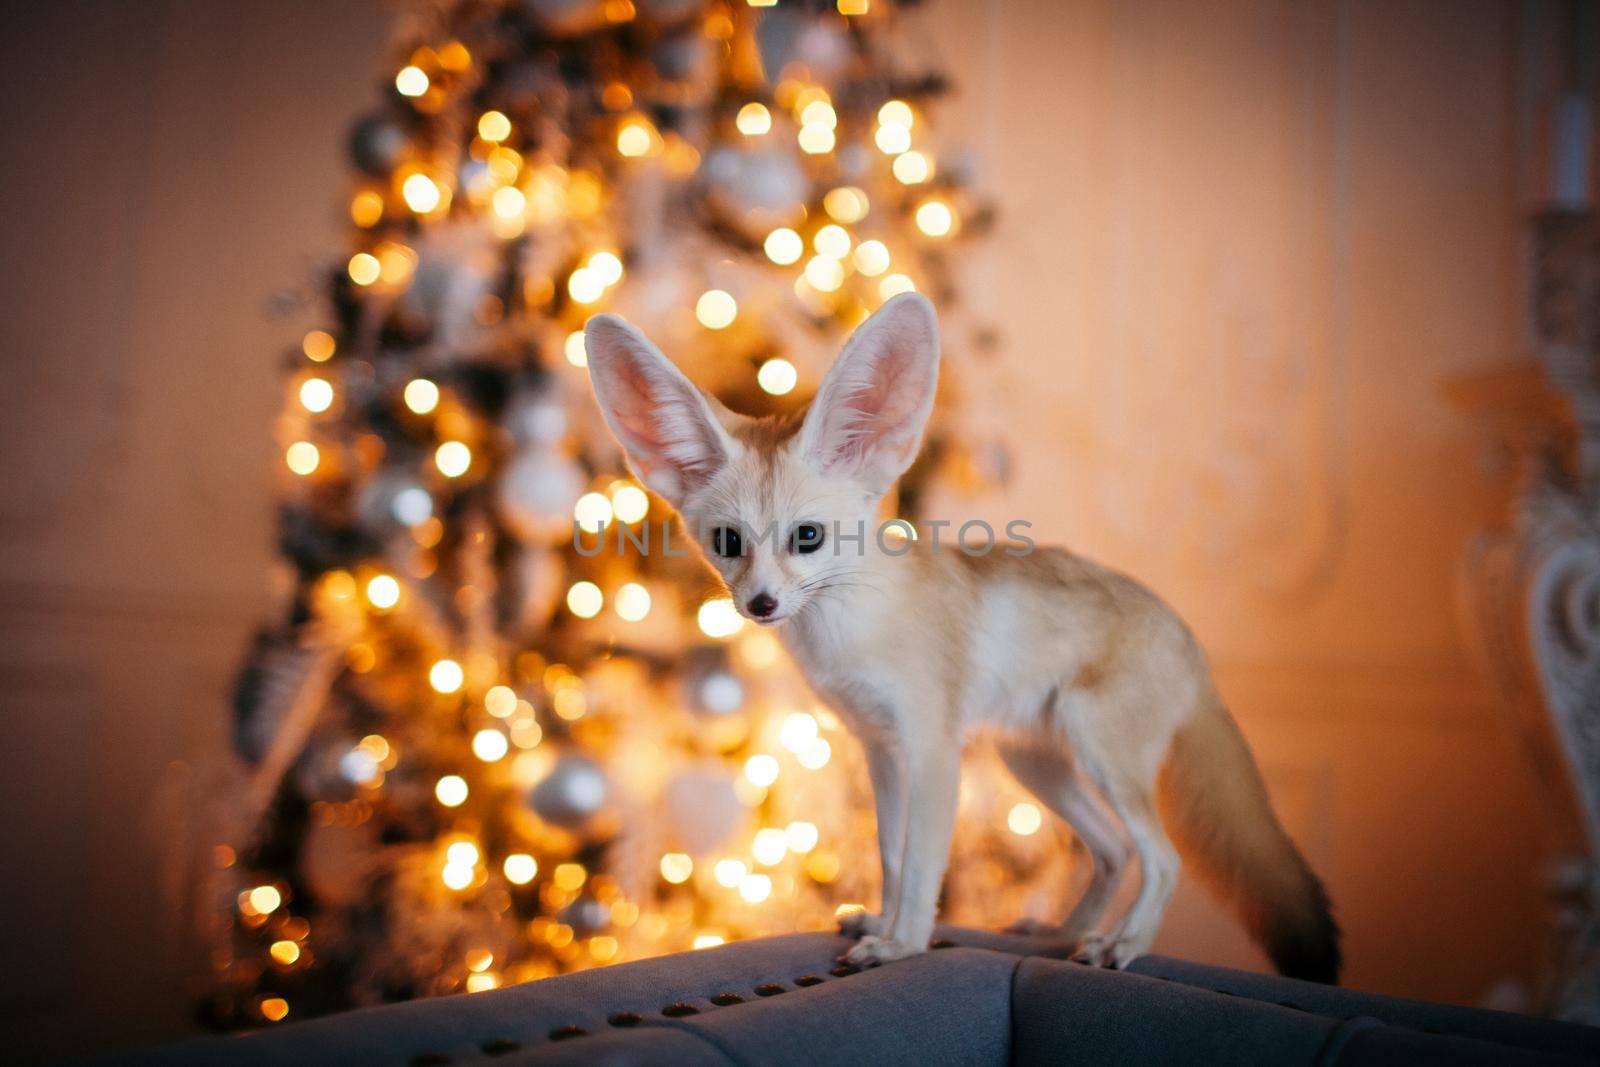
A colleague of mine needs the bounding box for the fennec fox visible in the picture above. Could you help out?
[584,293,1340,981]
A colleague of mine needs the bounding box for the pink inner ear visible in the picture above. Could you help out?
[821,330,933,469]
[605,349,725,489]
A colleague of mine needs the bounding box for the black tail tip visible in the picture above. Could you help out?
[1270,902,1342,985]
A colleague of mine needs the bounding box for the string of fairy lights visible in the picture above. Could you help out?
[216,0,1052,1030]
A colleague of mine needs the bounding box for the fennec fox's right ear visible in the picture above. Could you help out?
[583,313,736,507]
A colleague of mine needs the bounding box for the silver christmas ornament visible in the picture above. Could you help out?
[497,447,585,542]
[349,114,411,177]
[703,145,808,240]
[528,753,609,828]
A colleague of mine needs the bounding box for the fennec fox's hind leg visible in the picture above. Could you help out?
[998,741,1131,944]
[1069,749,1180,970]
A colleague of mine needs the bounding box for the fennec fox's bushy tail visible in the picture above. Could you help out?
[1160,697,1341,983]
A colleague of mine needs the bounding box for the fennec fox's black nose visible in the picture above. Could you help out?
[748,593,777,618]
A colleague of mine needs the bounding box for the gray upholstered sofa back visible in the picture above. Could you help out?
[93,927,1600,1065]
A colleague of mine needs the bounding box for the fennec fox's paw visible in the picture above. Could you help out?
[838,910,887,939]
[1071,934,1145,971]
[842,934,925,967]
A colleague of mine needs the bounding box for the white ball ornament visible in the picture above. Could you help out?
[497,447,585,542]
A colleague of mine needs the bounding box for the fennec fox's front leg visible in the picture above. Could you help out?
[838,737,905,940]
[845,726,961,966]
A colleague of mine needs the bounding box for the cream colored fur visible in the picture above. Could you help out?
[584,294,1339,980]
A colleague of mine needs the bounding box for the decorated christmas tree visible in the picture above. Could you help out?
[207,0,1040,1028]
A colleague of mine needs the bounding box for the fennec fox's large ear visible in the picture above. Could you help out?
[799,292,940,498]
[584,314,736,507]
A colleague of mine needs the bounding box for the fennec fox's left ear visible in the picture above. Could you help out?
[799,292,940,498]
[583,314,736,507]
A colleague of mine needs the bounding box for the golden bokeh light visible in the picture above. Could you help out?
[798,100,837,129]
[567,581,603,619]
[659,852,693,884]
[302,330,336,362]
[248,885,283,914]
[404,377,440,414]
[565,330,588,367]
[429,658,465,693]
[351,189,384,227]
[435,775,469,807]
[785,820,819,853]
[365,574,401,610]
[616,117,657,157]
[1008,802,1043,836]
[504,853,537,885]
[736,102,772,135]
[877,99,913,128]
[892,150,932,184]
[797,737,832,770]
[434,441,472,477]
[485,685,518,718]
[915,199,954,237]
[874,123,911,155]
[879,273,917,299]
[395,65,429,97]
[752,827,788,866]
[803,255,845,293]
[614,581,652,621]
[299,377,334,413]
[285,441,320,476]
[757,358,797,396]
[491,185,526,220]
[813,224,852,258]
[695,289,738,329]
[610,484,649,523]
[402,172,442,214]
[797,123,835,154]
[553,862,587,891]
[697,597,744,638]
[567,267,605,304]
[853,239,890,276]
[348,252,381,286]
[744,753,780,787]
[477,110,512,141]
[574,491,613,533]
[587,250,624,286]
[472,728,509,762]
[764,227,803,265]
[822,186,869,223]
[714,858,747,888]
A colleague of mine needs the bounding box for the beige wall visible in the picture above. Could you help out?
[0,0,1563,1058]
[0,2,385,1059]
[929,0,1550,1004]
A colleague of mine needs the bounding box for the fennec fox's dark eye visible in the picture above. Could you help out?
[789,523,825,554]
[712,526,743,558]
